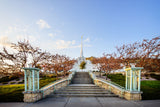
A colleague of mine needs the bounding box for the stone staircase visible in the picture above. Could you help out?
[51,72,118,97]
[71,72,93,84]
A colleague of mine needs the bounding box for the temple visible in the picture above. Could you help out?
[70,36,98,72]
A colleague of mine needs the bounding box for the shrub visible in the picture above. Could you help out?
[57,73,62,77]
[2,82,8,84]
[65,72,69,76]
[18,81,24,84]
[0,76,10,83]
[9,75,19,80]
[80,61,86,69]
[0,75,19,83]
[144,73,149,77]
[16,78,20,81]
[10,82,16,84]
[150,74,160,80]
[102,73,106,76]
[146,77,149,79]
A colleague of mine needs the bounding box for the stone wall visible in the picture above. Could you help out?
[94,78,142,101]
[23,78,70,102]
[23,91,42,102]
[124,91,142,100]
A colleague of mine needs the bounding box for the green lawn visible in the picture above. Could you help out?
[107,74,160,100]
[141,81,160,100]
[107,74,125,87]
[0,77,58,102]
[0,84,24,102]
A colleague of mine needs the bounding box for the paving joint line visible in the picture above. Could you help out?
[64,97,70,107]
[96,97,103,107]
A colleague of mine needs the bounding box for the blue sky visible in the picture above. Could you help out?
[0,0,160,58]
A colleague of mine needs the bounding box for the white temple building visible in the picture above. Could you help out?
[70,36,98,72]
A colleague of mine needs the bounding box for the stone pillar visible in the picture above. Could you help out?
[124,67,143,100]
[23,68,41,102]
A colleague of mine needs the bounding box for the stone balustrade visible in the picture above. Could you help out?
[89,72,142,101]
[23,78,71,102]
[23,71,76,102]
[94,78,142,100]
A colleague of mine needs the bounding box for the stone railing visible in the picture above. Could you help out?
[89,72,142,101]
[23,72,75,102]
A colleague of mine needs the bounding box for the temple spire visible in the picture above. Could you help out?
[80,36,83,57]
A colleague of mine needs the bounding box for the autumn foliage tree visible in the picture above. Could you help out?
[116,36,160,72]
[0,40,75,77]
[90,54,121,79]
[90,36,159,79]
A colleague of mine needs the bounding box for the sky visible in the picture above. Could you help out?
[0,0,160,58]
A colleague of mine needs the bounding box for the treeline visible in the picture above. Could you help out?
[88,36,160,77]
[0,40,75,77]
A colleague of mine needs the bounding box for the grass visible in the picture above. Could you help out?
[39,77,58,88]
[107,73,160,100]
[107,73,125,87]
[141,81,160,100]
[0,77,58,102]
[0,84,24,102]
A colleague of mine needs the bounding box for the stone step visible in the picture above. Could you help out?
[56,90,109,93]
[68,84,96,86]
[72,78,92,79]
[71,82,93,84]
[65,87,103,90]
[51,94,118,97]
[71,72,93,84]
[67,85,99,87]
[54,91,111,94]
[74,75,90,77]
[59,89,107,91]
[66,86,101,89]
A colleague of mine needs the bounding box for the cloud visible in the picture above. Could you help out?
[36,19,50,29]
[0,36,11,47]
[48,33,53,37]
[55,40,78,49]
[84,37,90,42]
[16,35,36,42]
[48,33,57,38]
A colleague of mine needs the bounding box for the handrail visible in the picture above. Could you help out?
[40,71,75,91]
[89,72,125,90]
[96,78,125,90]
[89,72,96,80]
[40,78,68,91]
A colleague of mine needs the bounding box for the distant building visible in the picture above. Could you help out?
[70,36,98,72]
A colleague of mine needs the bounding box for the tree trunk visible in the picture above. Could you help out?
[63,70,66,77]
[99,70,101,77]
[106,73,108,80]
[55,70,58,80]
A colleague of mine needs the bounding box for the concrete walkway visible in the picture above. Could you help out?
[1,97,160,107]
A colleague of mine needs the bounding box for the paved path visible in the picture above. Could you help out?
[1,97,160,107]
